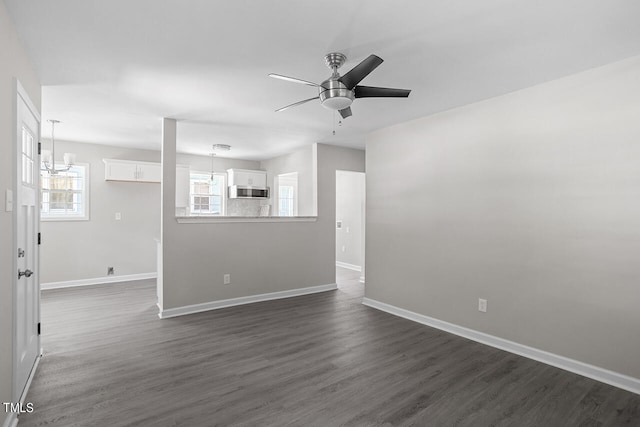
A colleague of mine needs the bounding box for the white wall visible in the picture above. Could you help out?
[336,171,365,270]
[261,144,316,216]
[365,55,640,380]
[161,142,364,310]
[0,2,41,424]
[176,153,259,172]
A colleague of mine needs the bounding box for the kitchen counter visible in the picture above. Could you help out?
[175,216,317,224]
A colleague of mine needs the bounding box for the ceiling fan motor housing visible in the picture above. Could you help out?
[319,78,355,110]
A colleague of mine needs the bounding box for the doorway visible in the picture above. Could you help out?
[335,170,366,290]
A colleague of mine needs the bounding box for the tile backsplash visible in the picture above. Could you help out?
[227,199,268,216]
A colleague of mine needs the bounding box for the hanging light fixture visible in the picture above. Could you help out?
[41,120,76,175]
[209,144,231,180]
[210,152,217,181]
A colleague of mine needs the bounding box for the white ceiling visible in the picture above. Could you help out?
[5,0,640,160]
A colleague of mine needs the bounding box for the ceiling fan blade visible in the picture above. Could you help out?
[339,107,352,119]
[354,85,411,98]
[338,54,384,89]
[275,96,319,112]
[269,73,320,87]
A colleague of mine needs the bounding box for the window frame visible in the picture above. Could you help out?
[40,162,90,221]
[189,171,226,216]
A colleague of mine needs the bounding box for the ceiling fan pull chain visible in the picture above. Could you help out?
[333,111,336,136]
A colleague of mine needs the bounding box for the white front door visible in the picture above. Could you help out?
[14,84,41,402]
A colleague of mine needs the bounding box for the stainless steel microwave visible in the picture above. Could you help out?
[228,185,270,199]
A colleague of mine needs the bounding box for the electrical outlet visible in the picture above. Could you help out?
[341,246,346,253]
[115,212,121,220]
[223,274,231,285]
[107,267,114,275]
[478,298,487,313]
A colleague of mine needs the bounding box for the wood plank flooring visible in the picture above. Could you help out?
[18,268,640,426]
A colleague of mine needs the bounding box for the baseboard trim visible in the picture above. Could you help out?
[41,272,157,290]
[159,283,337,319]
[4,354,42,427]
[19,353,41,405]
[336,261,362,272]
[362,297,640,395]
[2,413,17,427]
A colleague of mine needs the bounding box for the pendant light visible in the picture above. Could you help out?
[209,144,231,180]
[210,152,217,181]
[41,120,76,175]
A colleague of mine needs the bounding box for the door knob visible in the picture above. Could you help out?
[18,269,33,279]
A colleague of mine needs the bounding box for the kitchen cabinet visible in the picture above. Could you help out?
[103,159,161,183]
[227,168,267,187]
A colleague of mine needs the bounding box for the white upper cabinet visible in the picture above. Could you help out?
[227,168,267,187]
[103,159,161,183]
[136,162,161,183]
[104,160,137,181]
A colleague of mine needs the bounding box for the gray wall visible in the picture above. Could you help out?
[365,56,640,379]
[336,170,365,269]
[40,145,265,283]
[161,142,365,310]
[39,141,161,283]
[261,144,316,216]
[0,2,41,423]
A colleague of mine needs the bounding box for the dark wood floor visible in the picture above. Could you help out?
[19,268,640,426]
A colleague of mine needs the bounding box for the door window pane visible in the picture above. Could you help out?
[21,127,35,185]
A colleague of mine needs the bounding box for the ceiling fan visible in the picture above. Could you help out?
[269,52,411,119]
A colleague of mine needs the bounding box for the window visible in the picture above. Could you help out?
[21,127,36,186]
[277,172,298,217]
[41,164,89,221]
[190,172,225,215]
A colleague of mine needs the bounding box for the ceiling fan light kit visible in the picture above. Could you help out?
[270,52,411,119]
[319,80,354,111]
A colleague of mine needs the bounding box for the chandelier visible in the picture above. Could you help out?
[210,144,231,180]
[41,120,75,175]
